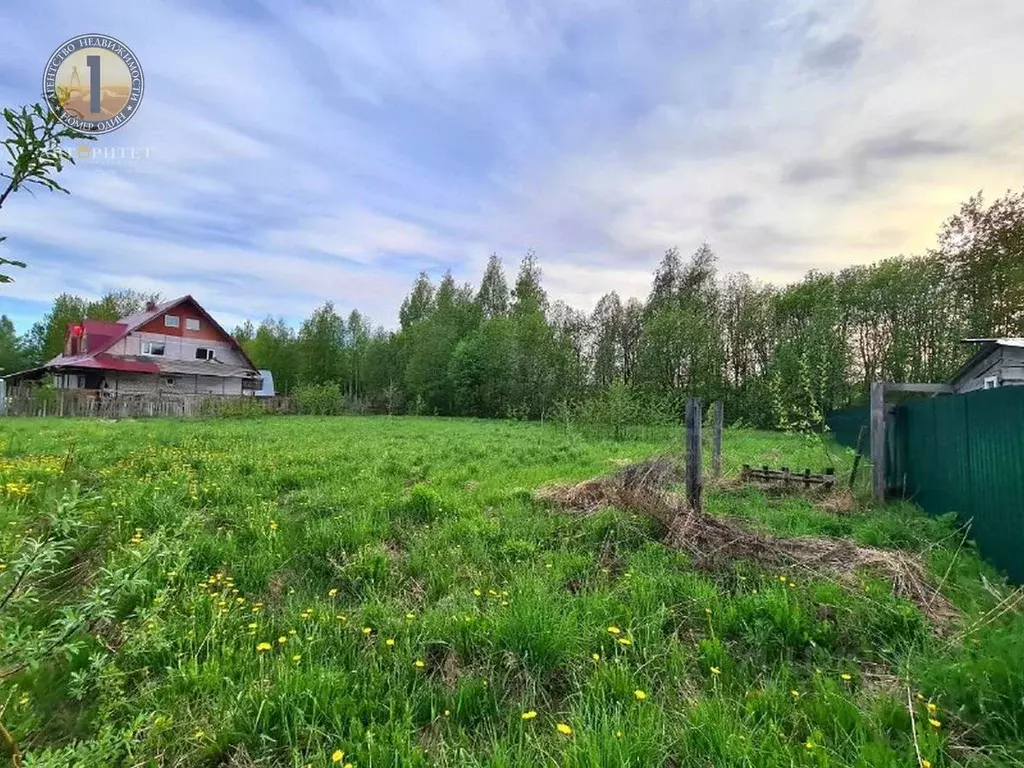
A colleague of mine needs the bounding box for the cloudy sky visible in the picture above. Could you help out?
[1,0,1022,333]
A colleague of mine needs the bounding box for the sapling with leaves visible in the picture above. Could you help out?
[1,97,94,284]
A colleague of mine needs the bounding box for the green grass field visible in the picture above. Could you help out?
[1,417,1022,767]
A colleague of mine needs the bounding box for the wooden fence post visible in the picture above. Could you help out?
[712,400,724,479]
[848,424,867,490]
[870,381,886,503]
[685,397,703,513]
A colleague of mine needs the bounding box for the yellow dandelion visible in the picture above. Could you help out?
[193,729,205,739]
[926,702,937,713]
[443,709,450,716]
[916,693,925,701]
[521,710,538,720]
[278,636,287,644]
[592,653,601,662]
[710,667,721,675]
[928,718,942,729]
[804,741,815,750]
[634,689,647,701]
[405,613,416,620]
[414,659,425,668]
[840,673,852,681]
[922,761,932,768]
[618,637,632,646]
[790,690,800,698]
[289,629,297,635]
[256,642,272,652]
[556,723,573,735]
[362,626,372,635]
[331,750,344,764]
[386,638,395,647]
[472,589,482,597]
[607,626,621,635]
[615,730,624,738]
[292,654,301,663]
[328,588,338,597]
[779,575,787,583]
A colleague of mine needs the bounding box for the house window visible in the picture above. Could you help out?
[142,341,166,356]
[164,315,180,328]
[164,377,175,386]
[195,348,215,360]
[983,375,999,390]
[186,318,201,331]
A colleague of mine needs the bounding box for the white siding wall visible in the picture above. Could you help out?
[126,332,249,365]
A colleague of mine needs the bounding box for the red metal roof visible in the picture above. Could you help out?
[49,353,160,373]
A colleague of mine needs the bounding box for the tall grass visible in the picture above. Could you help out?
[0,417,1019,766]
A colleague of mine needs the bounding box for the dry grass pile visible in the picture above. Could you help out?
[536,456,957,630]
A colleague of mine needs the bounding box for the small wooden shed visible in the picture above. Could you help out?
[950,338,1024,394]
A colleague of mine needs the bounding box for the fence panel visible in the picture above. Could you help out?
[828,388,1024,582]
[897,389,1023,582]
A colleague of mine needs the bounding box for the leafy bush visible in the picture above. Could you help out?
[293,382,344,415]
[197,396,267,418]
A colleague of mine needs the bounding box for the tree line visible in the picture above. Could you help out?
[3,189,1022,429]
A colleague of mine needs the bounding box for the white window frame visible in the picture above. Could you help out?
[983,375,999,390]
[164,314,180,328]
[186,318,201,331]
[141,341,166,356]
[195,348,215,361]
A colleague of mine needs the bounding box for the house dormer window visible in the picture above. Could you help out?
[164,315,180,328]
[186,318,201,331]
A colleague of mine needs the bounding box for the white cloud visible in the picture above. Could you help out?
[1,0,1023,332]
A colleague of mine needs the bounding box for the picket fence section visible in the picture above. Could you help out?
[1,389,294,419]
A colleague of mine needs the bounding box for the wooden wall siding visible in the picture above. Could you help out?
[137,311,226,341]
[956,346,1024,393]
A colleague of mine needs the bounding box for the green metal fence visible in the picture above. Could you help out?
[829,388,1024,582]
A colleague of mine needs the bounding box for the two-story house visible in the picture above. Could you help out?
[9,295,262,395]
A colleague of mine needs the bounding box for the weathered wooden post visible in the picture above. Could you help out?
[870,381,886,503]
[848,424,867,490]
[685,397,703,512]
[712,400,724,479]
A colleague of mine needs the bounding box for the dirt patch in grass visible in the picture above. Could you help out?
[536,456,958,631]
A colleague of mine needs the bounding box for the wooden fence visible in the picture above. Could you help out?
[1,389,295,418]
